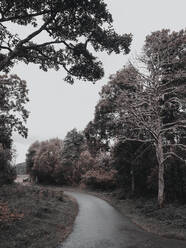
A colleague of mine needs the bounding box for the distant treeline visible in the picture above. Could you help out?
[15,162,27,175]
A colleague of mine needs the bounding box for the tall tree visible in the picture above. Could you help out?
[62,128,85,161]
[85,65,140,157]
[61,129,85,183]
[0,74,28,184]
[0,74,29,148]
[89,29,186,207]
[140,29,186,206]
[0,0,132,82]
[26,141,40,178]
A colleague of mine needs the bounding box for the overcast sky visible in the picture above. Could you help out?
[11,0,186,163]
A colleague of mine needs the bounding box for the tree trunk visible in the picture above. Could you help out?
[131,164,135,195]
[156,136,165,208]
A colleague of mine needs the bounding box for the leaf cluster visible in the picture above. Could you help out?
[0,74,29,141]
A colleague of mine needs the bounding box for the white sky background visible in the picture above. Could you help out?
[11,0,186,163]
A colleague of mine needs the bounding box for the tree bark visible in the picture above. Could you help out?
[156,136,165,208]
[131,164,135,195]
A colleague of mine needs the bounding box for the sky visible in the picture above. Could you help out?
[10,0,186,163]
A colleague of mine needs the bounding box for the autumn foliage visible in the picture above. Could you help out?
[26,138,64,184]
[26,130,86,185]
[0,203,24,223]
[26,133,117,188]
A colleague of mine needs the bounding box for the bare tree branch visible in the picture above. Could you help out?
[164,152,186,163]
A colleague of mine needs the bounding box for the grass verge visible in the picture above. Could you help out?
[0,183,78,248]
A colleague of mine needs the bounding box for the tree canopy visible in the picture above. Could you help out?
[0,74,29,147]
[86,29,186,207]
[0,74,28,185]
[0,0,132,83]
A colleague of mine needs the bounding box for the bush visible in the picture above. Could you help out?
[81,152,117,190]
[82,168,117,190]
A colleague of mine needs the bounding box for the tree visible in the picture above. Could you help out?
[0,74,29,146]
[0,74,28,185]
[0,143,16,185]
[62,128,85,159]
[89,29,186,207]
[85,65,140,157]
[61,129,85,184]
[26,131,86,185]
[84,121,109,156]
[134,29,186,207]
[0,0,132,83]
[32,138,64,183]
[26,141,40,179]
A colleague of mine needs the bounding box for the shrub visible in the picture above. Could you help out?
[81,152,117,190]
[82,168,117,190]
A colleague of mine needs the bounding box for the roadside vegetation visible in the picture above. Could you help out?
[0,183,77,248]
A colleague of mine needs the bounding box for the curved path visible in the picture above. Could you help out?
[59,191,186,248]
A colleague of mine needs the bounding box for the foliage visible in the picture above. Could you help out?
[0,202,24,223]
[62,129,85,162]
[110,139,158,196]
[60,129,85,184]
[0,74,28,185]
[84,65,140,154]
[26,141,40,177]
[82,168,117,190]
[0,74,29,147]
[0,144,16,185]
[165,159,186,203]
[0,0,132,82]
[86,29,186,206]
[82,152,117,189]
[77,150,95,178]
[84,120,109,156]
[15,162,26,175]
[32,138,63,183]
[78,150,95,171]
[26,132,85,185]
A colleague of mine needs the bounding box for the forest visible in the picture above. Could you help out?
[0,0,186,247]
